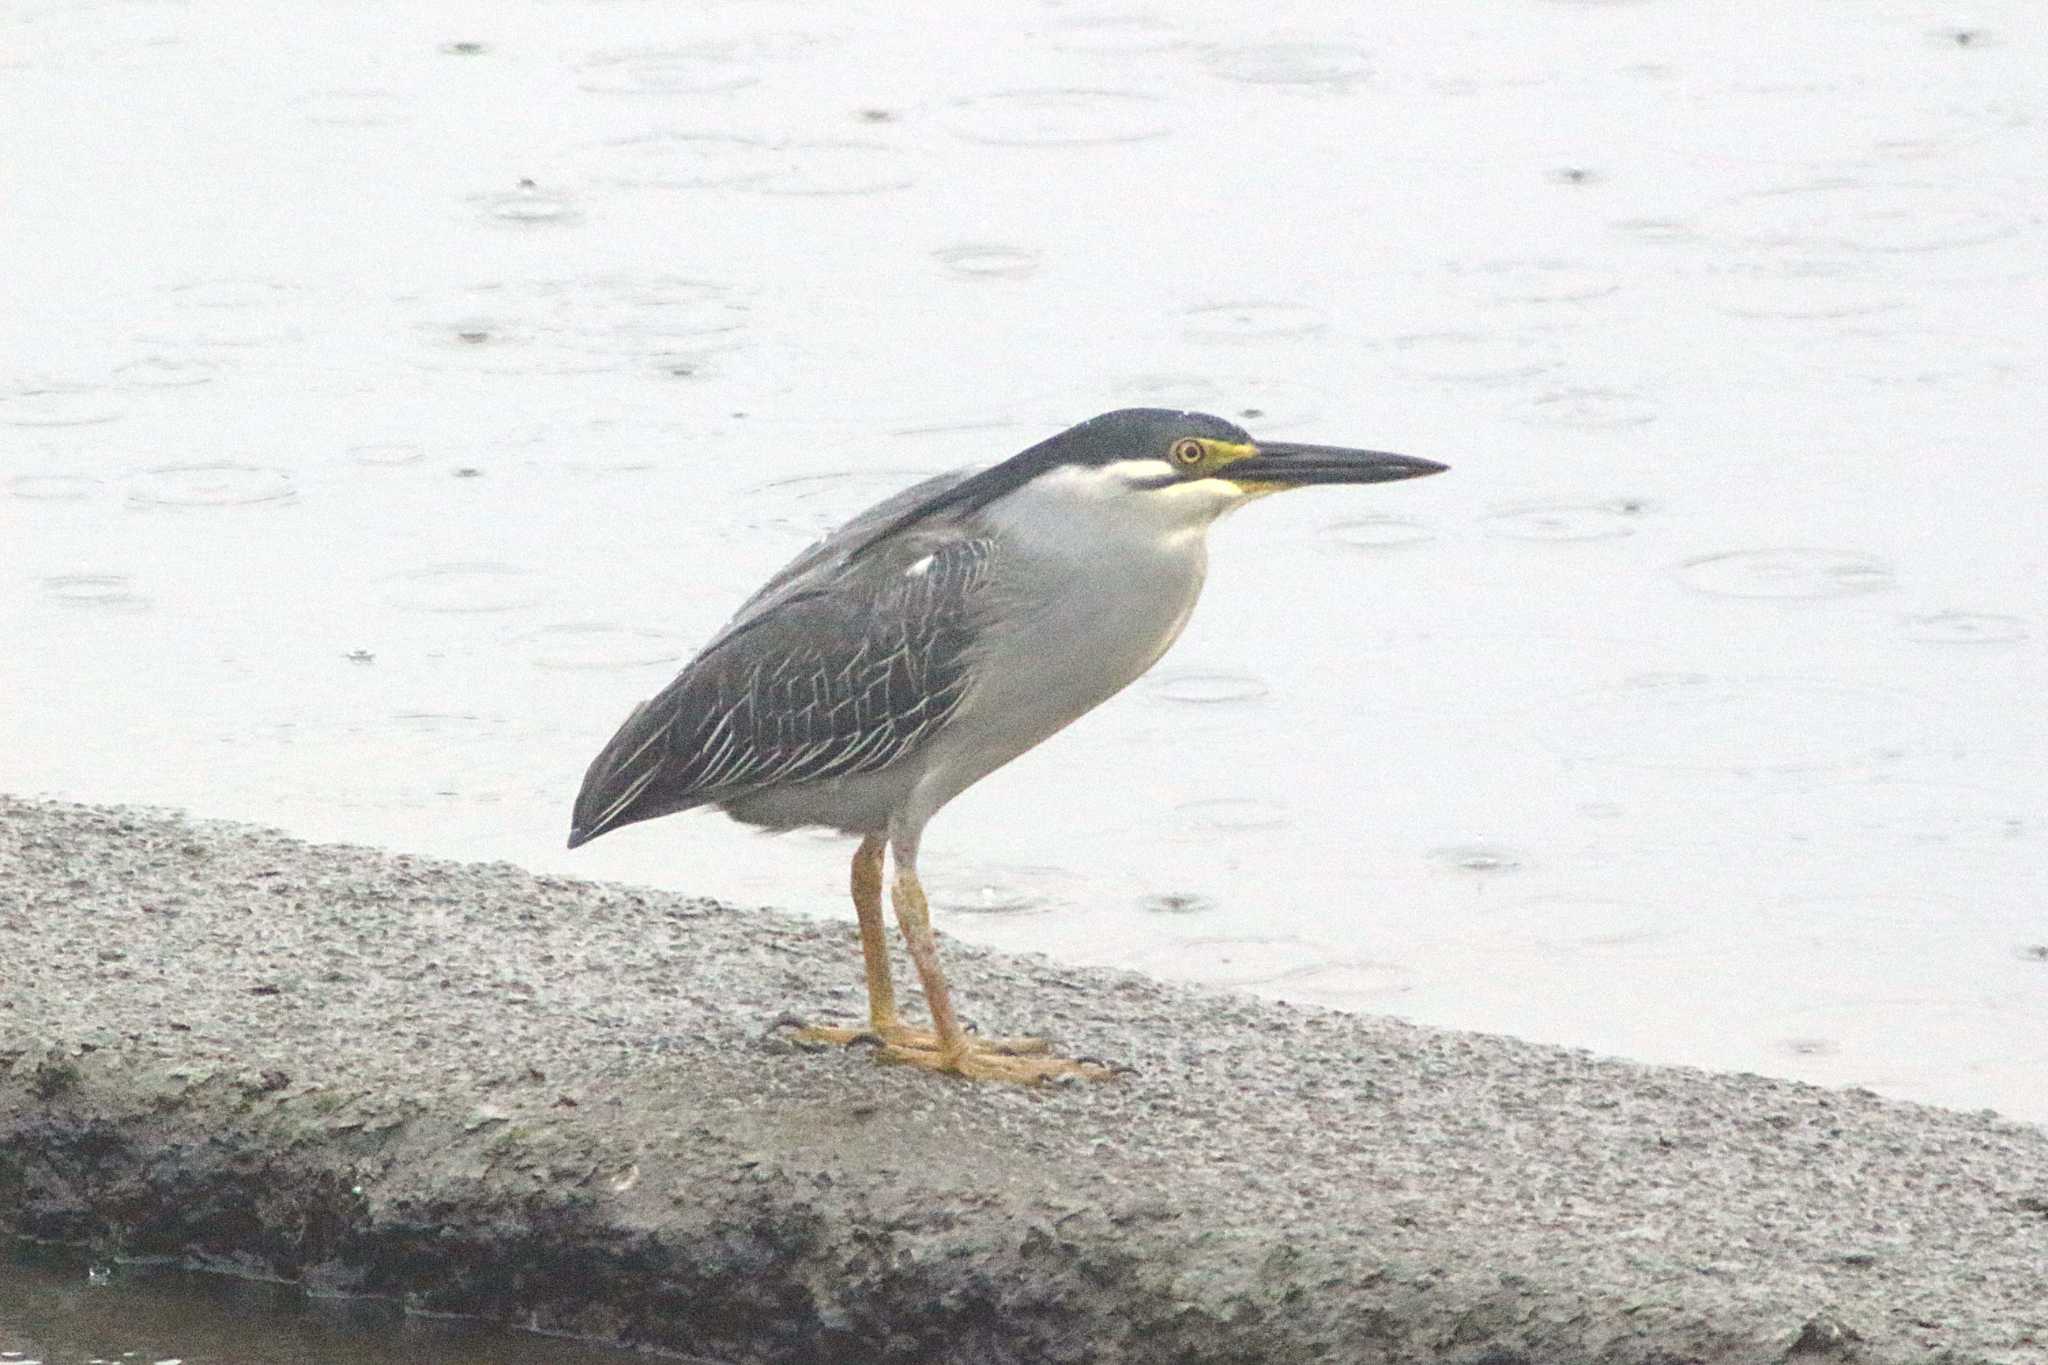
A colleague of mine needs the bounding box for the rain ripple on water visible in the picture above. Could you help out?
[1175,797,1291,833]
[1203,43,1372,89]
[295,89,410,127]
[943,89,1169,146]
[1136,934,1339,986]
[1179,300,1328,341]
[1702,181,2023,255]
[1115,374,1325,430]
[42,573,150,612]
[1046,14,1188,56]
[1146,670,1270,705]
[1741,780,2027,848]
[1429,843,1526,876]
[934,865,1066,916]
[128,464,295,509]
[1483,501,1645,542]
[930,244,1040,279]
[1549,673,1922,774]
[1386,330,1555,385]
[602,133,916,196]
[1509,387,1659,429]
[1446,257,1624,306]
[10,473,102,501]
[1900,610,2029,645]
[474,180,583,227]
[577,47,761,95]
[1496,895,1665,954]
[113,354,224,388]
[1325,516,1437,549]
[519,623,691,672]
[1139,891,1218,915]
[348,442,426,467]
[383,563,542,614]
[1,385,125,428]
[1676,548,1894,599]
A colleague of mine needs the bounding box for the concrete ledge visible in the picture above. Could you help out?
[3,794,2043,1363]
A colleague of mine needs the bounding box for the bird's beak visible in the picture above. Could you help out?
[1226,441,1448,489]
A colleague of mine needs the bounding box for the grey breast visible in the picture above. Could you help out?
[569,470,997,841]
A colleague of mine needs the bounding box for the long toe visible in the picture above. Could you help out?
[785,1021,873,1049]
[785,1018,1050,1055]
[964,1031,1053,1056]
[875,1043,1117,1085]
[915,1025,1051,1056]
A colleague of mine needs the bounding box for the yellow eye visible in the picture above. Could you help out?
[1171,438,1205,468]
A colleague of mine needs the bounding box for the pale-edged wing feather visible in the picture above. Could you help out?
[570,484,994,843]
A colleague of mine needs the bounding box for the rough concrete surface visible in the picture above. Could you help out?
[1,795,2043,1364]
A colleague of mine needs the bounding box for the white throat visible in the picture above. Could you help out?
[1000,460,1251,548]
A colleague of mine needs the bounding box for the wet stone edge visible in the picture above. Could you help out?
[0,1049,1403,1365]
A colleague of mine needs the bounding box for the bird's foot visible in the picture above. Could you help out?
[785,1018,1051,1056]
[875,1043,1120,1085]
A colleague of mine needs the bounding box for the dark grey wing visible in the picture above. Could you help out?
[568,532,994,845]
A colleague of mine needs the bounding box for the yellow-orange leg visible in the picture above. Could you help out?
[850,831,895,1032]
[792,835,1048,1056]
[875,837,1113,1085]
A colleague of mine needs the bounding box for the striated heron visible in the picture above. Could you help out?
[569,408,1446,1083]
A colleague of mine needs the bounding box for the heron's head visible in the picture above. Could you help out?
[1015,408,1446,528]
[859,408,1446,558]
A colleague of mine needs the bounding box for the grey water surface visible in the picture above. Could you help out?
[3,0,2044,1134]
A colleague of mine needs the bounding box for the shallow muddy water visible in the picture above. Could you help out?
[0,1255,645,1365]
[4,2,2044,1121]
